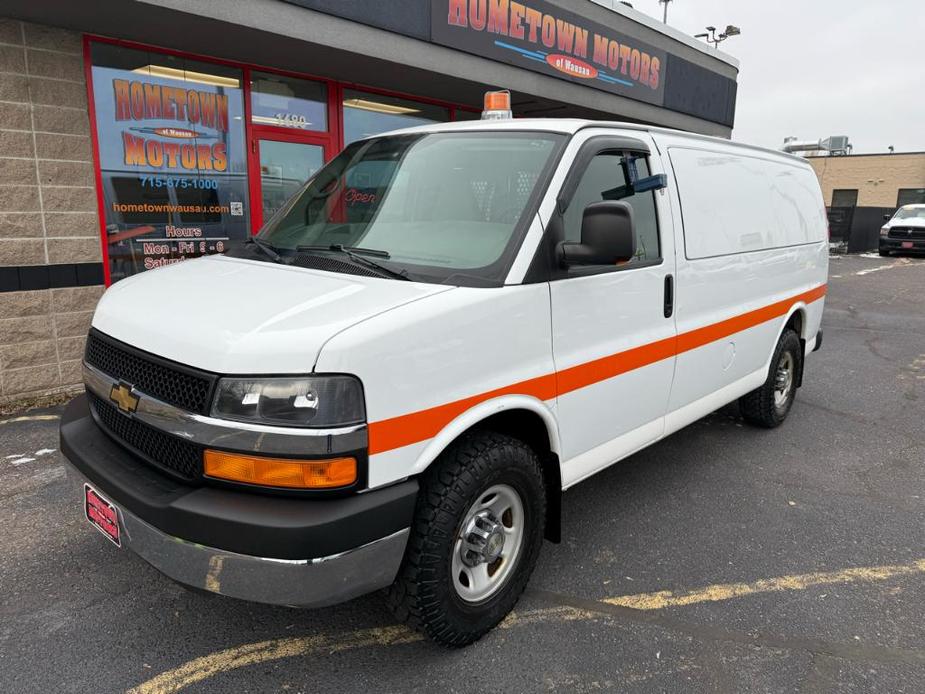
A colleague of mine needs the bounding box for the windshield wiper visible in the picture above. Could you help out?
[296,245,410,281]
[244,236,284,263]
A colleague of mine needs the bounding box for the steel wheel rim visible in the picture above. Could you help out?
[451,484,525,604]
[774,350,795,410]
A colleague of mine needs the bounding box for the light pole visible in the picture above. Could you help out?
[694,24,741,49]
[659,0,672,24]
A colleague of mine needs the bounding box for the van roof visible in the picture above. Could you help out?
[383,118,810,165]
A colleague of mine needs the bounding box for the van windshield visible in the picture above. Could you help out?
[257,131,564,285]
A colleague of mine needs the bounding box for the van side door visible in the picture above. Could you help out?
[543,131,678,487]
[652,133,829,432]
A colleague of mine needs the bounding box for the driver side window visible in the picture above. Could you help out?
[563,152,661,262]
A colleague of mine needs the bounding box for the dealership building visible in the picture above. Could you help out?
[0,0,739,404]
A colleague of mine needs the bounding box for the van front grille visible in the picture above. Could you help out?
[87,390,202,481]
[85,329,217,415]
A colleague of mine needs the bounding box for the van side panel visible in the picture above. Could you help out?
[664,243,827,415]
[654,134,828,418]
[313,284,557,490]
[667,146,828,259]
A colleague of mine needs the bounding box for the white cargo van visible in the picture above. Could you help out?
[62,100,827,647]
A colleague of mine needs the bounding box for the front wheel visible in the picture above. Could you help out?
[386,431,546,647]
[739,329,802,428]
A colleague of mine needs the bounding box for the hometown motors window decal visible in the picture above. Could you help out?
[431,0,667,105]
[89,43,250,282]
[112,79,231,171]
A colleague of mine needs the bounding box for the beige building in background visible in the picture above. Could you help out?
[806,152,925,208]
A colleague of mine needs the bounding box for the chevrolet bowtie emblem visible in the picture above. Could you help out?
[110,382,140,414]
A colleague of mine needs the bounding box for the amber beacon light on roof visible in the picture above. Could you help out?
[481,90,513,120]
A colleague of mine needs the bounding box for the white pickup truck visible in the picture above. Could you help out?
[62,97,827,646]
[880,204,925,256]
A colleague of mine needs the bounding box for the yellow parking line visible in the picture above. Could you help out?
[604,559,925,610]
[129,606,595,693]
[128,626,424,694]
[130,560,925,692]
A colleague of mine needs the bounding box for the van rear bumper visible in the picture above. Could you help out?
[60,395,417,607]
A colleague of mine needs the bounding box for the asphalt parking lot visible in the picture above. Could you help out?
[1,253,923,693]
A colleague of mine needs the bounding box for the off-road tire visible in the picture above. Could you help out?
[386,431,546,647]
[879,248,890,257]
[739,329,802,428]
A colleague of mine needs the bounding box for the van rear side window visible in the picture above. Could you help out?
[668,147,827,259]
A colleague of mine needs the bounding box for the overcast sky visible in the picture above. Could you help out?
[630,0,925,153]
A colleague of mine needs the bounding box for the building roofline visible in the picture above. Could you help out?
[804,151,925,159]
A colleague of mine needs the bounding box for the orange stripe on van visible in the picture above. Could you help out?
[367,284,826,455]
[368,373,558,455]
[675,284,827,355]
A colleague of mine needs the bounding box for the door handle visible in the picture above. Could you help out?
[664,274,674,318]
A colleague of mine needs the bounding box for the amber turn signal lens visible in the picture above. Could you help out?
[203,450,357,489]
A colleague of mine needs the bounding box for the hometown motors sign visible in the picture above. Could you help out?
[431,0,668,106]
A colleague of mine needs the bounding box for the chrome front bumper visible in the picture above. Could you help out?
[68,465,410,608]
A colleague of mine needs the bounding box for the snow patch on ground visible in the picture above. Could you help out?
[855,259,914,276]
[5,448,56,467]
[856,265,894,276]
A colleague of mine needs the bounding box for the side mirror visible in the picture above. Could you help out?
[883,214,891,221]
[559,201,636,266]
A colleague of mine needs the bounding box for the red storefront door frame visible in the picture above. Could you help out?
[249,131,333,231]
[246,76,340,231]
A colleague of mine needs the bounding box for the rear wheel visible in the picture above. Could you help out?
[740,329,802,428]
[386,431,546,647]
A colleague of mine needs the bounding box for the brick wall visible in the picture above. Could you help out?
[0,18,103,405]
[807,153,925,207]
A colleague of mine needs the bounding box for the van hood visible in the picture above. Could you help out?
[91,255,452,374]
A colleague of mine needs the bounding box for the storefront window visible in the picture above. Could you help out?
[342,89,448,144]
[250,71,327,131]
[89,43,250,281]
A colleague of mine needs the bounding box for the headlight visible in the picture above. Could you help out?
[880,226,890,236]
[211,375,365,428]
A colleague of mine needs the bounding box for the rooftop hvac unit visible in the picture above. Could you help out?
[820,136,849,154]
[781,136,851,156]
